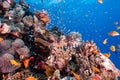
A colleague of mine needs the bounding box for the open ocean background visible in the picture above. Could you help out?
[20,0,120,78]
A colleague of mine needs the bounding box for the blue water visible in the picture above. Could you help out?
[25,0,120,71]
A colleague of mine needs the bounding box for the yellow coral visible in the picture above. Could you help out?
[10,59,21,66]
[26,75,38,80]
[0,37,4,42]
[45,65,55,77]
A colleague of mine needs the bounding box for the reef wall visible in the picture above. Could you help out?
[0,0,120,80]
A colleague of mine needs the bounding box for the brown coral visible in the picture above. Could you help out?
[23,16,33,26]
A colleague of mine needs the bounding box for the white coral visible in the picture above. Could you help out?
[4,10,14,20]
[100,53,120,76]
[1,23,11,34]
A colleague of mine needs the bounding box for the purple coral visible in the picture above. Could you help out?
[12,38,25,49]
[16,46,30,59]
[0,53,20,73]
[0,40,11,50]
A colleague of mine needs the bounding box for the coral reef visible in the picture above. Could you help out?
[0,0,120,80]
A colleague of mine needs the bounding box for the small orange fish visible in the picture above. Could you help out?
[103,53,110,58]
[103,38,108,44]
[97,0,103,4]
[71,71,81,80]
[93,50,99,54]
[108,31,120,36]
[0,37,3,42]
[110,45,116,52]
[92,66,100,73]
[90,75,101,80]
[22,57,34,68]
[40,17,49,23]
[26,75,38,80]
